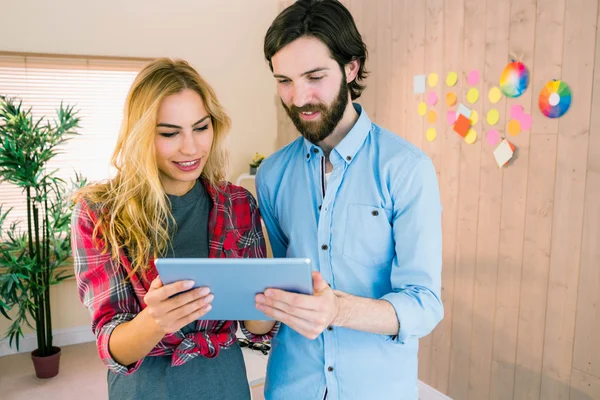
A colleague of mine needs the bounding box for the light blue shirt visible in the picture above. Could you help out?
[256,104,443,400]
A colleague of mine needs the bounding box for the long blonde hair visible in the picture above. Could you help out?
[75,58,231,276]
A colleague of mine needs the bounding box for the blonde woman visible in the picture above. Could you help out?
[72,58,277,399]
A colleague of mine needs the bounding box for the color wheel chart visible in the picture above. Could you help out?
[538,79,572,118]
[499,61,529,98]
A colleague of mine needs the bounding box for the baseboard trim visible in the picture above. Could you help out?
[0,325,95,356]
[418,380,452,400]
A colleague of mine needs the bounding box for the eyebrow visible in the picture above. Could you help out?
[156,115,210,129]
[273,67,329,80]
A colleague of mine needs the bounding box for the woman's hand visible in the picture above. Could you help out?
[144,277,213,334]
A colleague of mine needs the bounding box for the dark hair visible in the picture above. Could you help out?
[264,0,369,100]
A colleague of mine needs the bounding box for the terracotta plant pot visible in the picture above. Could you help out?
[31,346,61,379]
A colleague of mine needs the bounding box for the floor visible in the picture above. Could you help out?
[0,340,268,400]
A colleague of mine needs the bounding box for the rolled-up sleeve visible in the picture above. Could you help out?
[71,201,144,375]
[380,158,444,344]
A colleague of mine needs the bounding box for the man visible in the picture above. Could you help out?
[252,1,443,399]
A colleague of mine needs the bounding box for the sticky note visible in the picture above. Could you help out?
[427,91,438,106]
[520,113,533,131]
[426,128,437,142]
[454,114,471,137]
[510,104,524,120]
[446,72,458,87]
[468,70,480,86]
[458,103,472,119]
[447,110,457,125]
[414,75,426,94]
[487,109,500,125]
[467,88,480,104]
[486,129,500,146]
[428,73,439,87]
[508,119,521,136]
[494,139,516,168]
[470,110,479,125]
[489,86,502,104]
[465,128,477,144]
[418,102,427,116]
[446,92,457,106]
[427,110,437,124]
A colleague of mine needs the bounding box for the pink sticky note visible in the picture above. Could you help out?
[427,91,438,106]
[486,129,500,146]
[520,113,533,131]
[447,110,457,125]
[510,104,524,120]
[468,70,480,86]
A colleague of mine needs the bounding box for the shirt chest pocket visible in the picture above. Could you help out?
[223,227,259,258]
[342,203,394,267]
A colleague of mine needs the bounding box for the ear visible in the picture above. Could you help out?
[345,59,360,83]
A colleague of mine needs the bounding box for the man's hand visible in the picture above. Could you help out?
[144,277,213,334]
[255,271,339,339]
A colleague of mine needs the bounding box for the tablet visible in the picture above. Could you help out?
[154,257,314,321]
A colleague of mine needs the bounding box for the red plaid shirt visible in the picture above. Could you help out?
[72,179,278,375]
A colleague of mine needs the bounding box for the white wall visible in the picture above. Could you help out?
[0,0,278,346]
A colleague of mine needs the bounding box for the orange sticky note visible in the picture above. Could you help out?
[427,110,437,124]
[446,92,457,106]
[454,114,471,137]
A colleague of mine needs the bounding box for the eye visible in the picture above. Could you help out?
[309,76,324,81]
[277,79,291,85]
[194,125,209,132]
[159,132,177,138]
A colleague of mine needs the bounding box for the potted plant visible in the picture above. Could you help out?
[0,95,84,378]
[249,152,265,175]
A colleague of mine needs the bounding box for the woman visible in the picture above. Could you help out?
[72,58,277,399]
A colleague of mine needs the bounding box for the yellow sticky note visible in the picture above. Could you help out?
[418,102,427,116]
[489,86,502,104]
[467,88,480,104]
[426,128,437,142]
[428,73,439,87]
[446,72,458,87]
[465,128,477,144]
[427,110,437,124]
[487,109,500,125]
[470,110,479,125]
[508,119,521,136]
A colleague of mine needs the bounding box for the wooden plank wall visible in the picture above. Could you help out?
[275,0,600,399]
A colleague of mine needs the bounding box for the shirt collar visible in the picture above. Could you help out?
[302,103,372,164]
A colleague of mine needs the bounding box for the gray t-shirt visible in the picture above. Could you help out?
[164,180,211,259]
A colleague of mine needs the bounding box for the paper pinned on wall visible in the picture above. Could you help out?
[446,72,458,87]
[519,113,533,131]
[427,91,438,106]
[458,103,472,119]
[446,92,457,106]
[427,110,437,124]
[510,104,524,120]
[489,87,503,104]
[428,73,439,87]
[447,110,457,125]
[465,128,477,144]
[418,102,427,116]
[467,88,480,104]
[426,128,437,142]
[454,114,471,137]
[508,119,521,136]
[486,129,501,146]
[487,109,500,126]
[414,75,426,94]
[494,139,516,168]
[468,70,480,86]
[470,110,479,125]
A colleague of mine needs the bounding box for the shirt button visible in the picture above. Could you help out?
[313,148,319,153]
[327,326,333,331]
[328,366,334,372]
[321,244,329,250]
[346,155,352,161]
[372,210,379,216]
[306,153,310,159]
[318,205,322,211]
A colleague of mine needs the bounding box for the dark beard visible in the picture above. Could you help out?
[282,74,349,144]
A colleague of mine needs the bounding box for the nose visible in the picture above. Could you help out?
[292,82,311,108]
[179,131,197,156]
